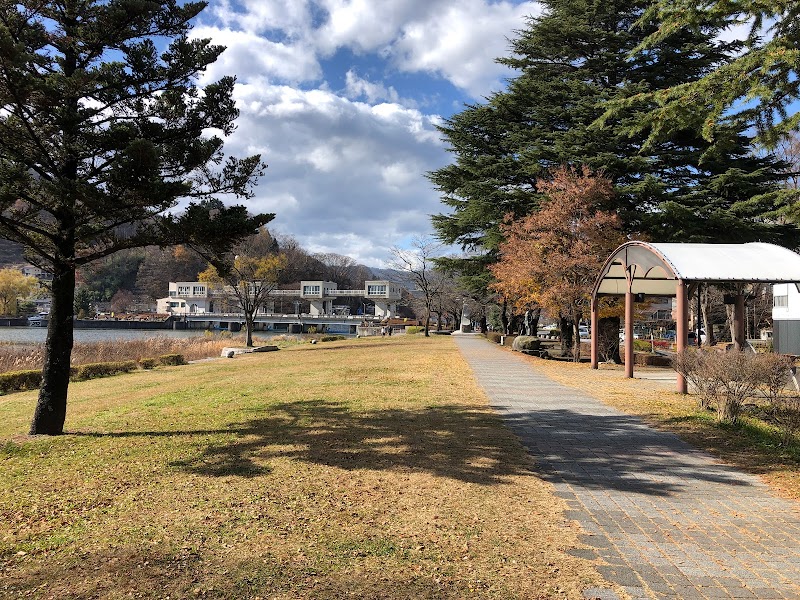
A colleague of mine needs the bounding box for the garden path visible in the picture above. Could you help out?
[454,335,800,600]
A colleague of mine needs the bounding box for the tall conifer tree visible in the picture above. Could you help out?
[430,0,799,291]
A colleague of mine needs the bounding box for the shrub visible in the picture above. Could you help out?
[705,351,762,424]
[755,353,794,405]
[320,335,346,342]
[0,369,42,394]
[158,354,186,366]
[673,349,719,410]
[405,326,423,335]
[486,332,502,344]
[512,336,542,353]
[772,393,800,445]
[71,361,138,381]
[138,357,158,370]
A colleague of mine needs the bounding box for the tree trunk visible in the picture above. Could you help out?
[435,310,443,331]
[572,315,582,362]
[560,315,573,357]
[701,287,715,346]
[245,314,254,347]
[424,312,431,337]
[598,316,622,363]
[479,315,487,334]
[529,308,541,336]
[30,265,75,435]
[500,299,509,335]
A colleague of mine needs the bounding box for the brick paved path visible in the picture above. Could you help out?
[453,336,800,600]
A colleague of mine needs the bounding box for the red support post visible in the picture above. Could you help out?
[590,295,599,369]
[676,280,688,394]
[625,289,634,379]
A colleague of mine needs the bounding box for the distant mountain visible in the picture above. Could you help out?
[0,239,24,267]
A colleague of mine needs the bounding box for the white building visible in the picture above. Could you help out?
[156,282,214,314]
[156,279,403,317]
[772,283,800,353]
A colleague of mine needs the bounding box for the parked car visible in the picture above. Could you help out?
[688,330,706,345]
[619,329,640,341]
[663,330,676,341]
[578,325,590,340]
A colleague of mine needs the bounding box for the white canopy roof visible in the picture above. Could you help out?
[594,242,800,296]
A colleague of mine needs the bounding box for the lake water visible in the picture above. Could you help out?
[0,327,209,344]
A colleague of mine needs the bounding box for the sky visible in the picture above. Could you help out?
[189,0,542,267]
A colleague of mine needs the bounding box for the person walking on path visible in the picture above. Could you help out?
[453,335,800,600]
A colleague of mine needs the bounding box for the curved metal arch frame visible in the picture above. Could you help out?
[591,242,741,394]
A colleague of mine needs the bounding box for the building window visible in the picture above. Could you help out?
[367,284,386,295]
[192,286,205,295]
[178,286,190,295]
[303,285,321,295]
[774,295,789,308]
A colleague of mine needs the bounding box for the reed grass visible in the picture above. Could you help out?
[0,333,297,374]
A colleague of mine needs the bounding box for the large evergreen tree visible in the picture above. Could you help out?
[0,0,272,435]
[624,0,800,147]
[429,0,799,291]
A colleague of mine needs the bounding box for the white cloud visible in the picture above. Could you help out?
[186,1,542,264]
[221,83,448,264]
[190,26,321,85]
[388,1,541,96]
[344,70,402,105]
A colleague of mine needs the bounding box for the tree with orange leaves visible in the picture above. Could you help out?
[491,166,625,361]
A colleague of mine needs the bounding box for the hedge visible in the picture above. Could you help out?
[0,370,42,394]
[138,357,158,370]
[405,326,423,335]
[486,332,502,344]
[320,335,346,342]
[158,354,186,366]
[72,361,138,381]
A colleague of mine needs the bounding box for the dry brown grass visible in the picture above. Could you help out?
[0,335,605,599]
[0,334,286,373]
[515,350,800,500]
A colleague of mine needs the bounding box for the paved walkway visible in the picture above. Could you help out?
[453,336,800,600]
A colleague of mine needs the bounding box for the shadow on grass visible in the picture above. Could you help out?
[167,400,529,485]
[2,543,481,600]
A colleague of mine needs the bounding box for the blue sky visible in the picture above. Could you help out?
[189,0,542,266]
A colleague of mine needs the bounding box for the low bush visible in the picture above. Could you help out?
[632,353,672,367]
[138,357,158,370]
[72,361,138,381]
[674,349,799,429]
[512,336,542,353]
[501,334,518,347]
[320,335,346,342]
[158,354,186,366]
[486,332,502,344]
[673,349,720,410]
[772,393,800,445]
[0,369,42,394]
[405,326,423,335]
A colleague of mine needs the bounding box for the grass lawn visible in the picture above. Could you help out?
[0,335,604,599]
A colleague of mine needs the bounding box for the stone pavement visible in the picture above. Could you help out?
[453,336,800,600]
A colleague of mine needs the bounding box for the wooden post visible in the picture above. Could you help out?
[734,294,746,351]
[590,294,599,369]
[676,279,688,394]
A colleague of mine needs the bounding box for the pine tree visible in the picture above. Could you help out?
[0,0,272,435]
